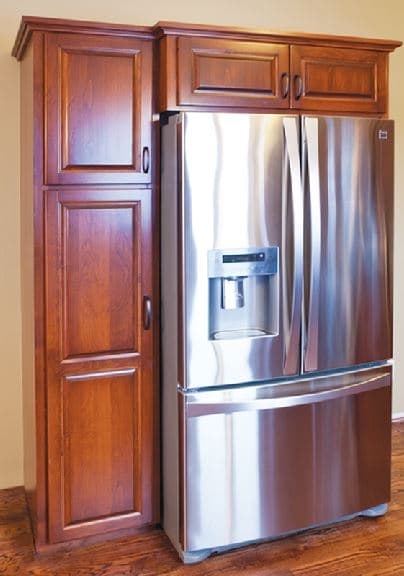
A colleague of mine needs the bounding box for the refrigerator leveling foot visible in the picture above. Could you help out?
[359,503,388,517]
[180,549,212,564]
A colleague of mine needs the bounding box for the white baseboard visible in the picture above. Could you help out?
[392,412,404,422]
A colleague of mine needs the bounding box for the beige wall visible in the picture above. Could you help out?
[0,0,403,489]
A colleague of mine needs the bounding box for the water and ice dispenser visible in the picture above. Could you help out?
[208,247,279,340]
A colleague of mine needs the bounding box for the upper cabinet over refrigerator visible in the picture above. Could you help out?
[171,113,303,389]
[303,116,394,373]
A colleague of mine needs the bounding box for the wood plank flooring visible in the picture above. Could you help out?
[1,422,403,575]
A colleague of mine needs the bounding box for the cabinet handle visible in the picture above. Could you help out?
[143,296,152,330]
[142,146,150,173]
[294,75,303,100]
[281,72,290,99]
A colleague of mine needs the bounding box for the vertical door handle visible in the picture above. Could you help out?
[294,75,303,100]
[304,117,321,372]
[142,146,150,173]
[282,117,303,375]
[281,72,290,99]
[143,296,152,330]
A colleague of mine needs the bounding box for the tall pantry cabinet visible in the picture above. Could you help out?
[13,17,159,547]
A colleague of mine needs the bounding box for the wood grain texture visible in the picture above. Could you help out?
[45,188,156,543]
[62,370,140,525]
[12,16,154,60]
[1,422,403,575]
[45,33,152,185]
[12,17,401,62]
[153,21,402,52]
[177,37,289,109]
[62,203,140,358]
[19,31,48,547]
[290,45,388,113]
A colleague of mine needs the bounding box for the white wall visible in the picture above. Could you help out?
[0,0,403,488]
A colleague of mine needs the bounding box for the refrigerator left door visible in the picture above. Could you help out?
[169,112,303,389]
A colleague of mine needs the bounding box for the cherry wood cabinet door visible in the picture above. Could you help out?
[45,34,152,185]
[45,188,156,542]
[177,37,290,109]
[290,45,388,114]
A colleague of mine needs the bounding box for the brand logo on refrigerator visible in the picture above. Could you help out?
[378,130,389,140]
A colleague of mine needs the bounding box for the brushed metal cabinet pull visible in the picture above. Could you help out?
[143,296,152,330]
[281,72,290,99]
[294,74,303,100]
[142,146,150,173]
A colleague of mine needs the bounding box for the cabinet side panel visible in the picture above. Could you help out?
[21,39,36,514]
[21,33,47,546]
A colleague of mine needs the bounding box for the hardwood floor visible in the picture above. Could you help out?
[1,422,403,576]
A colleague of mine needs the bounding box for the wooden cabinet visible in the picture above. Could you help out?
[176,36,289,109]
[13,15,401,552]
[45,33,152,185]
[46,188,155,542]
[155,22,400,114]
[290,45,387,113]
[13,17,158,549]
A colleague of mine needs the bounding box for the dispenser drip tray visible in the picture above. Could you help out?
[212,328,271,340]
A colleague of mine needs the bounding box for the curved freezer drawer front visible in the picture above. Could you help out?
[181,367,391,552]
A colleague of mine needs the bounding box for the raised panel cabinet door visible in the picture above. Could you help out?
[290,45,388,113]
[45,188,156,542]
[177,37,290,109]
[45,33,152,185]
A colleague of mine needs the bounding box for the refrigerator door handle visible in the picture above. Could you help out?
[186,370,390,417]
[282,117,303,374]
[304,117,321,372]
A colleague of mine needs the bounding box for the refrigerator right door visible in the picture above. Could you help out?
[303,116,394,373]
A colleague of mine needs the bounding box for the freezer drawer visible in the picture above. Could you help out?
[180,367,391,552]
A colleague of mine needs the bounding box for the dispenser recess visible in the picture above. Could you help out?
[208,247,279,340]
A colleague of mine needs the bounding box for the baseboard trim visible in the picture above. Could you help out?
[392,412,404,422]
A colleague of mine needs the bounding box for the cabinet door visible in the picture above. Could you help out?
[45,34,152,185]
[177,37,290,109]
[45,188,157,542]
[290,45,387,113]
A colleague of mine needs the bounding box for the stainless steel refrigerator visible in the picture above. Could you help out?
[160,112,393,563]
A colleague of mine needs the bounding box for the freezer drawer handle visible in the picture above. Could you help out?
[281,72,290,99]
[187,371,390,417]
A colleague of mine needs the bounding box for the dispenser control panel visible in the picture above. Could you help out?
[208,247,278,278]
[222,252,265,263]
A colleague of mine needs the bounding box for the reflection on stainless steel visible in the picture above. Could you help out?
[181,113,301,388]
[221,277,245,310]
[304,117,321,372]
[283,118,303,375]
[183,367,391,552]
[303,117,394,372]
[160,112,394,563]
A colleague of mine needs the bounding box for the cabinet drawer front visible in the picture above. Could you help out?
[177,37,289,109]
[291,45,387,113]
[45,34,152,185]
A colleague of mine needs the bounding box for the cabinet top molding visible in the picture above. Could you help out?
[12,16,402,61]
[153,21,402,52]
[12,15,154,60]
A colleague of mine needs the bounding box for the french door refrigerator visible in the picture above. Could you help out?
[161,112,393,563]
